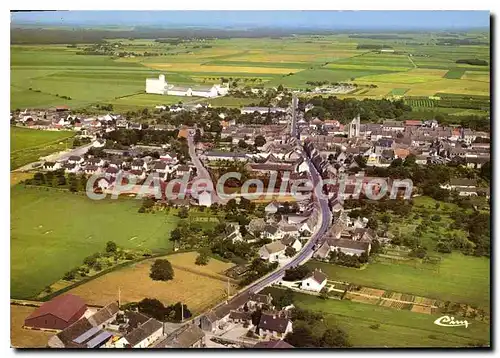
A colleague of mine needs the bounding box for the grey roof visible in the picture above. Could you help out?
[328,238,370,251]
[306,269,327,285]
[156,324,205,348]
[258,313,290,333]
[124,318,163,347]
[88,302,119,326]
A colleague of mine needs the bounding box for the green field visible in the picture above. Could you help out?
[307,253,490,309]
[262,287,490,347]
[10,127,75,169]
[10,32,490,109]
[10,186,179,299]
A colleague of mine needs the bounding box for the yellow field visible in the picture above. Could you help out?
[145,62,302,74]
[11,305,52,348]
[224,50,365,63]
[325,64,411,72]
[356,69,448,84]
[406,79,490,96]
[67,253,236,314]
[462,71,490,83]
[10,172,33,186]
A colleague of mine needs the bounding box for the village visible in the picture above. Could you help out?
[10,92,491,348]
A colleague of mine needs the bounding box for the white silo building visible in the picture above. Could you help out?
[146,74,168,95]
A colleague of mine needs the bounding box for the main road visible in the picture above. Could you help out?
[186,131,222,205]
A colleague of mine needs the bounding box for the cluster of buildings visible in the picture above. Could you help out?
[146,74,230,98]
[297,115,490,170]
[22,294,204,349]
[22,291,298,349]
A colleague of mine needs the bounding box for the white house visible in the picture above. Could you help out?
[281,235,302,252]
[92,139,106,148]
[258,242,287,262]
[258,313,293,339]
[300,269,327,292]
[264,201,279,215]
[198,191,212,207]
[68,155,84,165]
[114,318,163,348]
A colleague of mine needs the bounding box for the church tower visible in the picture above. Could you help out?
[348,114,360,138]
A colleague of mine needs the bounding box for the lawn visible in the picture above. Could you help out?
[11,305,53,348]
[67,252,236,314]
[11,186,179,299]
[307,252,490,310]
[262,287,490,347]
[10,127,75,169]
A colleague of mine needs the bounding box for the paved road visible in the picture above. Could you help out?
[12,143,93,172]
[186,132,221,204]
[230,93,330,294]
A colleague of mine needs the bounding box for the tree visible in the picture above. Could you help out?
[320,328,351,348]
[150,259,174,281]
[137,298,167,321]
[254,135,266,147]
[283,265,311,281]
[195,251,209,266]
[106,241,117,253]
[285,246,297,257]
[354,155,367,168]
[170,227,182,242]
[274,288,294,309]
[178,207,189,219]
[284,324,317,348]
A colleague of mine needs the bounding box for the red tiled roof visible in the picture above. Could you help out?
[26,294,86,322]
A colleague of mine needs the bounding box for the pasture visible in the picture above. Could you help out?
[262,287,490,348]
[307,252,490,310]
[10,127,75,169]
[68,252,236,314]
[10,185,179,299]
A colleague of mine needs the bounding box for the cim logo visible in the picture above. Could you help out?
[434,316,470,328]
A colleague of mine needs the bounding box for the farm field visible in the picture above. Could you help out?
[10,185,179,299]
[307,252,490,310]
[262,288,490,347]
[10,127,75,169]
[10,305,53,348]
[68,252,236,314]
[11,33,490,109]
[108,93,195,111]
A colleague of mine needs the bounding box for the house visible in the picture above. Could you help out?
[440,178,477,190]
[300,269,327,292]
[175,165,191,178]
[259,242,287,262]
[198,293,250,332]
[281,235,302,252]
[257,313,293,339]
[329,239,371,256]
[254,340,294,348]
[43,161,62,171]
[262,225,280,240]
[92,139,106,148]
[265,201,279,215]
[131,159,146,171]
[116,318,164,348]
[105,166,120,177]
[279,224,300,238]
[200,151,249,162]
[24,294,87,330]
[153,324,205,348]
[197,191,212,207]
[67,155,84,165]
[228,310,252,325]
[63,162,80,174]
[83,165,99,175]
[86,157,104,167]
[248,293,273,309]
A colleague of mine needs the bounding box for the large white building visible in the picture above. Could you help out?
[145,74,229,98]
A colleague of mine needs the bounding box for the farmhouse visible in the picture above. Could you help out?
[153,324,205,348]
[145,74,229,98]
[257,313,293,339]
[24,294,87,331]
[259,241,287,262]
[300,269,327,292]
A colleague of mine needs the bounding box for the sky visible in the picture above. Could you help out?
[10,10,490,30]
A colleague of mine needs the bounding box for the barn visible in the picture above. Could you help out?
[24,294,87,330]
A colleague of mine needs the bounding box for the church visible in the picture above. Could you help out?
[145,74,229,98]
